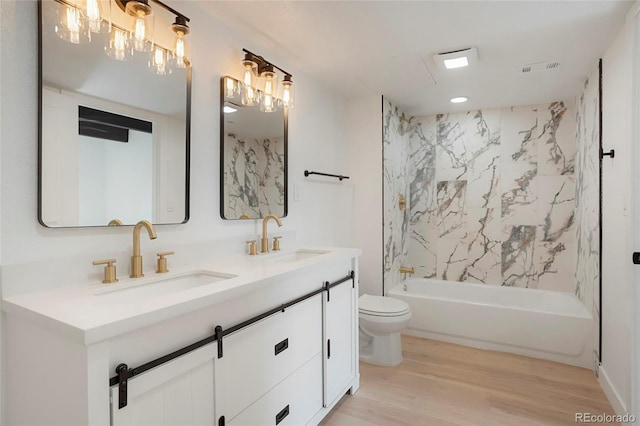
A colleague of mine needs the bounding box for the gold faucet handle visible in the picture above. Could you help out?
[92,259,118,284]
[156,251,174,274]
[245,240,258,256]
[272,236,282,252]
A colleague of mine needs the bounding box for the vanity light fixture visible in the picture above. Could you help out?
[239,48,295,112]
[53,0,191,74]
[450,96,468,104]
[434,47,478,70]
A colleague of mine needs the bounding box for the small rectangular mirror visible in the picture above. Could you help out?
[220,76,288,220]
[38,0,191,227]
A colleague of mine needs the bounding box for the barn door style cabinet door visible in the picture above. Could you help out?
[110,344,217,426]
[323,269,357,407]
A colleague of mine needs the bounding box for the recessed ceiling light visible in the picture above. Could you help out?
[223,106,237,113]
[433,47,478,71]
[450,97,468,104]
[444,57,469,69]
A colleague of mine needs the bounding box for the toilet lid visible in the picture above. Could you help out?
[359,294,410,316]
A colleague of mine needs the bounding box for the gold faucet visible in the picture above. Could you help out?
[400,266,415,275]
[130,220,157,278]
[261,214,282,253]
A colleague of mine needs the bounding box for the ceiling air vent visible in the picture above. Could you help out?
[521,61,560,73]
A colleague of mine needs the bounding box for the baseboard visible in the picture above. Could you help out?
[598,365,629,416]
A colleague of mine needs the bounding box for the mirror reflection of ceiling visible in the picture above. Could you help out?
[203,1,633,115]
[42,0,186,118]
[224,100,283,140]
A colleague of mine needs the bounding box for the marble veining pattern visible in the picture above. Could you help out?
[574,65,600,366]
[383,99,411,290]
[223,133,285,219]
[402,101,579,289]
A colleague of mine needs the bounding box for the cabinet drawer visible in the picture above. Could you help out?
[228,353,322,426]
[215,294,322,420]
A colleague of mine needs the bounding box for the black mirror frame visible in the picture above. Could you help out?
[36,0,191,228]
[219,76,288,220]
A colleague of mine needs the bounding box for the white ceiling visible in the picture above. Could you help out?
[200,0,633,116]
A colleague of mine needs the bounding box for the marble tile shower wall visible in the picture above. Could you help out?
[575,66,600,317]
[223,134,285,219]
[383,100,411,289]
[405,102,577,290]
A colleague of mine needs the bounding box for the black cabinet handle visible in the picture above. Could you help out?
[274,338,289,356]
[275,404,290,425]
[327,339,331,359]
[633,252,640,264]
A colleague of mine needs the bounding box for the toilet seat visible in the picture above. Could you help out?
[359,294,410,317]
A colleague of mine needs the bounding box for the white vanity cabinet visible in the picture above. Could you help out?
[3,249,360,426]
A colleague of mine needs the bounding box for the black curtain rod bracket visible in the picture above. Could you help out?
[304,170,350,181]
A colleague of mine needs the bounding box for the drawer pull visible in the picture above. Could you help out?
[274,338,289,356]
[275,404,290,425]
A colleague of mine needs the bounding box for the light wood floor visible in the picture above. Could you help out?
[320,335,617,426]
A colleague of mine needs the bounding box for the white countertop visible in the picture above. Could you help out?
[2,247,361,345]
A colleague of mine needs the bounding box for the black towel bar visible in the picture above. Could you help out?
[304,170,350,181]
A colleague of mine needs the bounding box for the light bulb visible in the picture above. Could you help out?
[133,15,146,50]
[261,93,276,113]
[281,76,294,109]
[55,5,87,44]
[105,27,129,61]
[149,46,172,76]
[175,35,186,67]
[225,77,237,98]
[84,0,103,33]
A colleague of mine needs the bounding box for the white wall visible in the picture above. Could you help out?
[0,0,352,290]
[347,95,382,296]
[600,5,636,415]
[0,1,4,421]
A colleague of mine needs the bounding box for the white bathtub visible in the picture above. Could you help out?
[388,278,594,368]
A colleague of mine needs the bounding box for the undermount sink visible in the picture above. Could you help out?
[266,249,330,263]
[93,270,237,302]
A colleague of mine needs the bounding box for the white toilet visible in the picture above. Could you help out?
[358,294,412,366]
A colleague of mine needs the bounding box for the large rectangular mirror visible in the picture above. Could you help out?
[220,76,287,220]
[38,0,191,227]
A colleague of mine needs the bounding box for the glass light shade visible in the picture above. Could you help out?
[83,0,106,33]
[55,4,90,44]
[241,59,258,106]
[174,35,188,68]
[125,1,153,52]
[261,93,277,113]
[260,70,278,113]
[171,17,190,68]
[149,46,172,75]
[105,27,130,61]
[261,70,277,97]
[281,78,294,109]
[225,77,238,98]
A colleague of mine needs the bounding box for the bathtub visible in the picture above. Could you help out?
[388,278,594,368]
